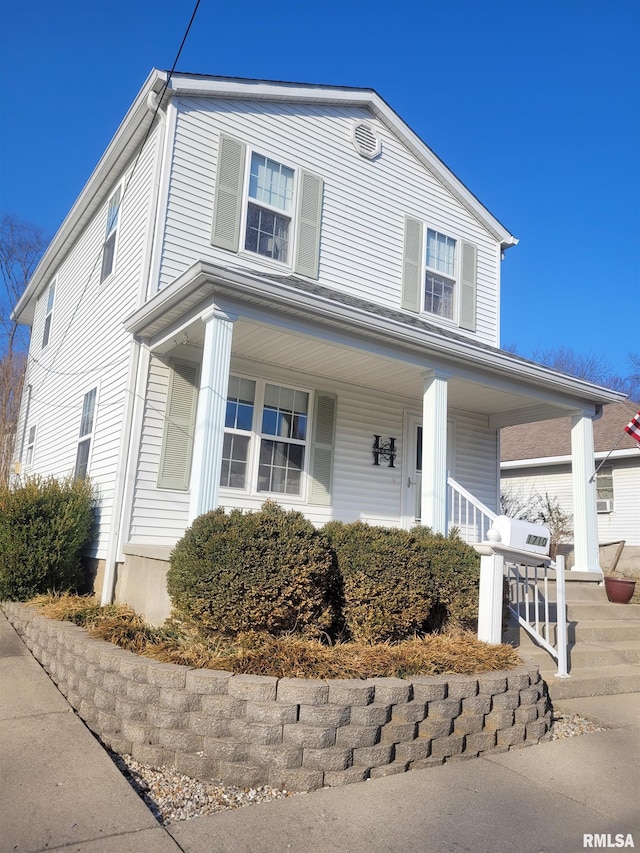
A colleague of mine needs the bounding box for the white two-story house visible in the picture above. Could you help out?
[12,71,624,622]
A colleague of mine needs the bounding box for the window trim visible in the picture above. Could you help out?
[596,465,614,513]
[239,147,299,270]
[424,226,459,325]
[100,184,122,283]
[41,278,56,349]
[25,424,37,468]
[219,374,313,502]
[74,385,98,480]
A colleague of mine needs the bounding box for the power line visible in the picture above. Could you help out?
[28,0,202,397]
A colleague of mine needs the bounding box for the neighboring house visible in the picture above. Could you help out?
[501,401,640,572]
[11,70,624,621]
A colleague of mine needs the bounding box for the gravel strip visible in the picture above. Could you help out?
[108,751,299,825]
[550,712,606,740]
[107,713,604,825]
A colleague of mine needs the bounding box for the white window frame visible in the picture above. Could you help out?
[424,227,458,324]
[74,386,98,480]
[240,149,298,269]
[41,278,56,348]
[219,374,312,501]
[100,184,122,283]
[596,466,614,513]
[25,424,37,468]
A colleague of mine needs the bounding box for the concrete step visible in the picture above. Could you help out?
[508,617,640,646]
[534,663,640,701]
[518,638,640,668]
[572,619,640,644]
[566,601,640,621]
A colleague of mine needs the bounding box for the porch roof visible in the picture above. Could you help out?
[124,260,625,427]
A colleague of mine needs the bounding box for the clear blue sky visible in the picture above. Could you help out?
[1,0,638,374]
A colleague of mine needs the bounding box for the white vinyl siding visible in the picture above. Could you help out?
[128,357,497,548]
[159,98,500,344]
[17,124,160,558]
[502,458,640,547]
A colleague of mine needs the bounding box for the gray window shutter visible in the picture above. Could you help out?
[401,217,423,313]
[211,135,246,252]
[309,391,336,505]
[459,241,477,332]
[158,360,200,490]
[294,170,323,279]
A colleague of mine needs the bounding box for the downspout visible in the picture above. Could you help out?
[100,92,169,606]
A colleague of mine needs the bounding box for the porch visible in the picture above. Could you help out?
[103,261,618,613]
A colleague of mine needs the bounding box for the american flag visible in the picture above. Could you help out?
[624,410,640,444]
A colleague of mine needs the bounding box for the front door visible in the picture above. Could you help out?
[403,413,454,527]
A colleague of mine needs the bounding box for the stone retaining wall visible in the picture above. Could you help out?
[3,602,552,791]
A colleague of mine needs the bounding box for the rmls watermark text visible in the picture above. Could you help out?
[584,835,635,848]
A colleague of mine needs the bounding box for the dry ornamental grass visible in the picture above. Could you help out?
[28,594,520,678]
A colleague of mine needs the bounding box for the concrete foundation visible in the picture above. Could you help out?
[114,545,173,625]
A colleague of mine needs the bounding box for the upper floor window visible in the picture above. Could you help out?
[425,229,457,321]
[401,217,477,332]
[245,153,295,263]
[74,387,97,480]
[100,187,121,282]
[211,135,323,279]
[42,280,55,348]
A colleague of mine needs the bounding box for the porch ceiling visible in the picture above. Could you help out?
[170,316,569,422]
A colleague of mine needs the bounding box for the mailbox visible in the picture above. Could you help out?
[489,515,551,557]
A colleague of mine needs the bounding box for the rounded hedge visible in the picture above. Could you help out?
[322,521,435,643]
[167,502,339,637]
[411,527,481,630]
[0,475,95,601]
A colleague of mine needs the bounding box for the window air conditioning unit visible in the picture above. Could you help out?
[597,499,613,513]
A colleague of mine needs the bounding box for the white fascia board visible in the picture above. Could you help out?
[12,69,169,326]
[166,74,517,249]
[124,261,624,410]
[501,448,640,470]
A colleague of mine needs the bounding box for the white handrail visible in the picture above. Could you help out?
[447,476,497,544]
[506,555,569,678]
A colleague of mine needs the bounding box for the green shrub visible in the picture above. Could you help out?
[0,475,95,601]
[322,521,436,642]
[411,526,481,630]
[167,502,339,637]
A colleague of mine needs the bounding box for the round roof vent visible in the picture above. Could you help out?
[351,122,382,160]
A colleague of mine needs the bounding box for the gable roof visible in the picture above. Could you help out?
[501,400,640,463]
[13,69,517,325]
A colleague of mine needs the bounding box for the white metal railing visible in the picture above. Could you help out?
[506,554,569,677]
[447,475,497,544]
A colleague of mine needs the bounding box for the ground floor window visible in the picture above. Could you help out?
[221,376,309,497]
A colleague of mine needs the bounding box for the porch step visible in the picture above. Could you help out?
[566,601,640,621]
[535,663,640,701]
[520,638,640,668]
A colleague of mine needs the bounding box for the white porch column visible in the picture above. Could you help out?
[570,409,602,574]
[421,369,449,534]
[188,307,237,523]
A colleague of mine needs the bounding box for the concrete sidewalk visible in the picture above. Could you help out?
[2,610,638,853]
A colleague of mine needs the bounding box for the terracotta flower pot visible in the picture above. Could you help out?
[604,576,636,604]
